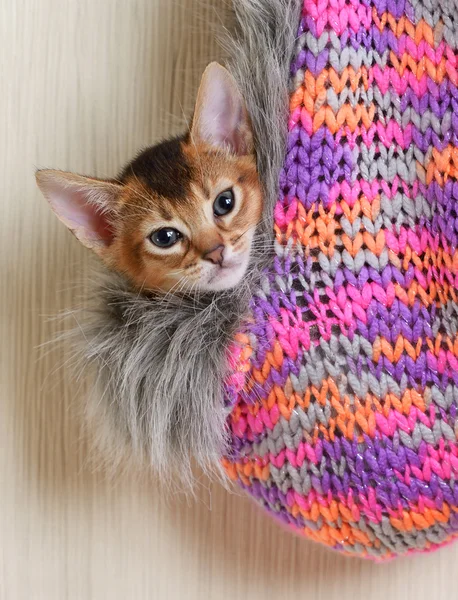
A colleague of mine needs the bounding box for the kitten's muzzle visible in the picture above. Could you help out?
[203,244,225,266]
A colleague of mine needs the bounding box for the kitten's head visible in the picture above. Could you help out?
[36,63,262,293]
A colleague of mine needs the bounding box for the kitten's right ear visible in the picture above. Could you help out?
[35,169,122,255]
[191,62,253,156]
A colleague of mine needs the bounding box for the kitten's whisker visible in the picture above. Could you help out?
[159,276,187,303]
[250,242,275,251]
[253,231,274,239]
[234,226,255,243]
[136,276,148,298]
[250,236,275,245]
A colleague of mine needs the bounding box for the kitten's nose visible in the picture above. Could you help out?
[203,244,225,265]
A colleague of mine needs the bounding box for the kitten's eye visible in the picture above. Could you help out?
[213,189,234,217]
[149,228,182,248]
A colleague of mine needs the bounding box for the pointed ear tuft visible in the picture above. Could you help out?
[35,169,122,253]
[190,62,253,156]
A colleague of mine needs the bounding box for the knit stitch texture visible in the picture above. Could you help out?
[224,0,458,560]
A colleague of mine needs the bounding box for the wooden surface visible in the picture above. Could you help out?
[2,1,458,598]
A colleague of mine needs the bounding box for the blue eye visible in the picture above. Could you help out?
[150,228,182,248]
[213,189,235,217]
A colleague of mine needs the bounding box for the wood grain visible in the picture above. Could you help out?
[1,1,457,598]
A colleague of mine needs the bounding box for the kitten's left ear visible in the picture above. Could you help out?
[35,169,122,256]
[191,62,253,156]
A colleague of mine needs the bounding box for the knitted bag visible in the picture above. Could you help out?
[82,0,458,562]
[223,0,458,560]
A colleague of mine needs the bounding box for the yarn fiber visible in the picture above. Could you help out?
[224,0,458,559]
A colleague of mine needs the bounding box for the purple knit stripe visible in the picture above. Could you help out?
[249,264,457,355]
[238,435,458,511]
[280,127,454,214]
[369,0,414,20]
[282,120,457,208]
[424,181,458,247]
[401,85,458,118]
[279,128,353,209]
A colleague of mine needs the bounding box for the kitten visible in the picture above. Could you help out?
[36,63,263,293]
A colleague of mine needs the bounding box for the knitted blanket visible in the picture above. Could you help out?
[223,0,458,560]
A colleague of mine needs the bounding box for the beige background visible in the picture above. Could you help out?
[1,0,458,598]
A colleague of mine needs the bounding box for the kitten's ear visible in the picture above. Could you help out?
[191,62,253,155]
[35,169,122,255]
